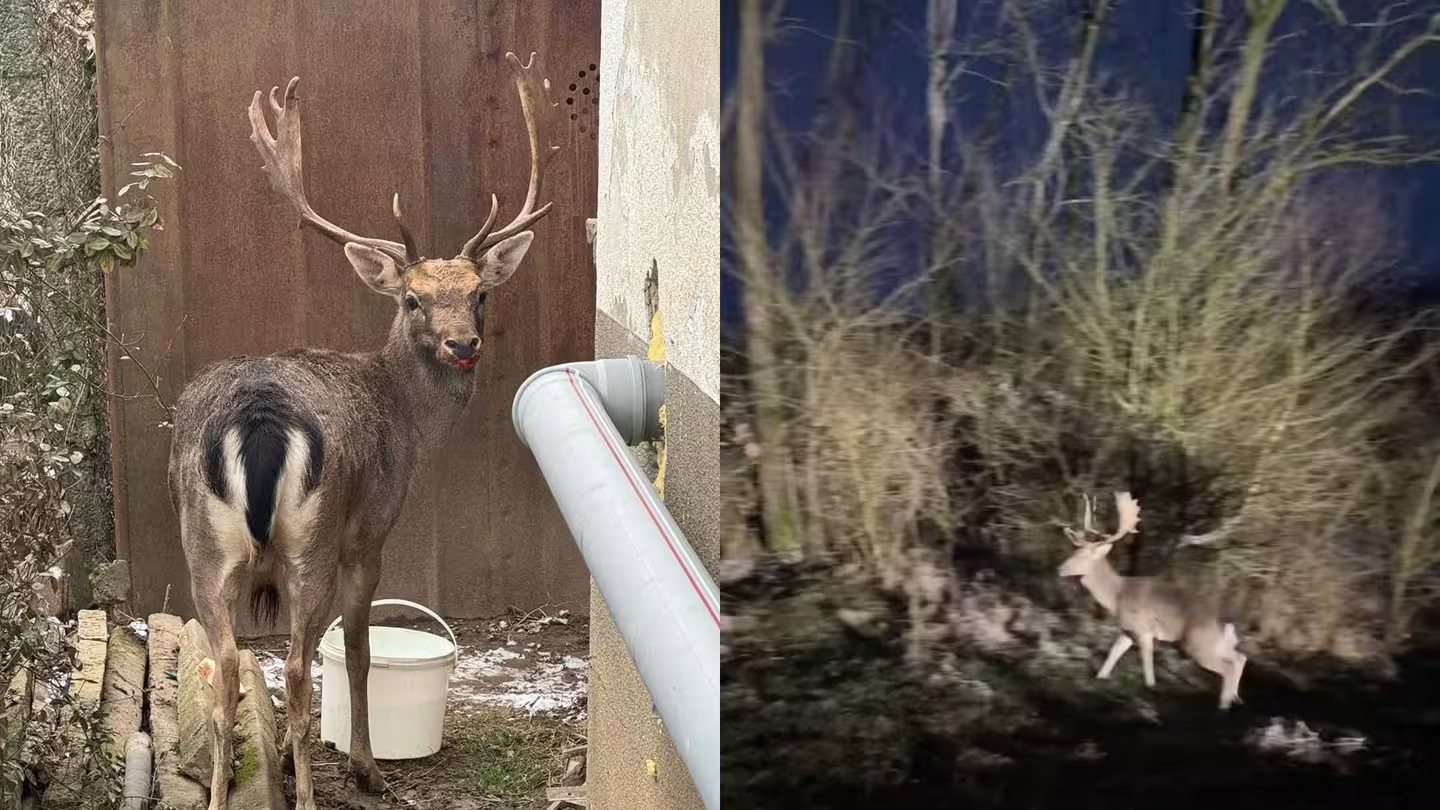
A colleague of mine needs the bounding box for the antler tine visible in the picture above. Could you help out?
[392,193,421,264]
[1082,494,1096,534]
[459,51,561,260]
[247,76,409,266]
[1103,491,1142,543]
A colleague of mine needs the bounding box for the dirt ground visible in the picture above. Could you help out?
[722,558,1440,810]
[245,607,589,810]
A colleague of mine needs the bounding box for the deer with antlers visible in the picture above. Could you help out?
[167,52,560,810]
[1057,492,1247,710]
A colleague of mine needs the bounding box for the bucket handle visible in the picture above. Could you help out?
[323,599,458,669]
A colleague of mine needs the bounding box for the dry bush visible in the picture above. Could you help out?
[2,1,173,802]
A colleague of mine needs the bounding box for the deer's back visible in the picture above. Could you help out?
[1116,577,1221,643]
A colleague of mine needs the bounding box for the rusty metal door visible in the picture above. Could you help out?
[95,0,599,623]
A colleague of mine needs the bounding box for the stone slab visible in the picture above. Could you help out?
[176,620,214,783]
[71,609,108,710]
[101,626,146,759]
[226,651,284,810]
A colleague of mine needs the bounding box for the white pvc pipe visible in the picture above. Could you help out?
[122,731,152,809]
[512,357,719,810]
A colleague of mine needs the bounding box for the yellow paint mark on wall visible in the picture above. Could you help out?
[649,308,668,498]
[647,310,666,363]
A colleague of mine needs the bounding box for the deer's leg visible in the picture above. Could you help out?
[283,564,336,810]
[1137,632,1157,688]
[191,568,243,810]
[1220,653,1247,710]
[1096,634,1133,679]
[340,558,386,793]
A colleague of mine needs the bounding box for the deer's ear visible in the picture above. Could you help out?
[474,231,534,291]
[344,243,404,297]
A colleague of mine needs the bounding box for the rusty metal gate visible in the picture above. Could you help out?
[94,0,599,623]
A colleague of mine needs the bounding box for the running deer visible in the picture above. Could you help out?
[167,52,560,810]
[1057,492,1248,709]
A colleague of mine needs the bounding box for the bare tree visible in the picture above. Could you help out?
[737,0,800,554]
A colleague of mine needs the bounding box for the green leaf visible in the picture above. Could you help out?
[111,242,132,261]
[100,226,124,237]
[141,208,158,228]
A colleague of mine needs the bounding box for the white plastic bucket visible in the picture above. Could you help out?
[318,599,457,760]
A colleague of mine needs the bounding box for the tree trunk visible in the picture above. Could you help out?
[737,0,799,555]
[1219,0,1287,190]
[927,0,959,351]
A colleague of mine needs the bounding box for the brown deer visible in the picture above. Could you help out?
[1057,492,1247,709]
[167,52,560,810]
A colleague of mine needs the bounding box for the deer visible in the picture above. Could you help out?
[166,51,560,810]
[1057,491,1248,710]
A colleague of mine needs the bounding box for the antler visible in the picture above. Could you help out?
[1103,492,1142,543]
[1063,491,1141,546]
[459,51,561,260]
[247,77,418,265]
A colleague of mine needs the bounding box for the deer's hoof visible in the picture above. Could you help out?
[279,745,295,775]
[351,759,387,794]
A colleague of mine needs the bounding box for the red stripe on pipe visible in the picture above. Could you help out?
[564,369,721,627]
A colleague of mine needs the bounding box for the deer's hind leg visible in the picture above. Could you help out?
[1187,624,1247,709]
[188,543,247,810]
[281,546,337,810]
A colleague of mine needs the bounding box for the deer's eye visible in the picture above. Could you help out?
[405,294,420,311]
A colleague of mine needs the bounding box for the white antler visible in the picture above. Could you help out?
[1103,491,1142,543]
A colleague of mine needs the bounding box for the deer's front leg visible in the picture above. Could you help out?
[1137,632,1157,688]
[341,560,387,793]
[1096,634,1133,679]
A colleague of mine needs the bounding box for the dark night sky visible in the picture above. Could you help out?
[720,0,1440,328]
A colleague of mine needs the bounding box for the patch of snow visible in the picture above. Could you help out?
[45,670,70,698]
[452,644,588,719]
[454,646,523,679]
[253,652,323,693]
[245,620,589,722]
[467,655,588,717]
[128,619,149,640]
[1248,717,1368,765]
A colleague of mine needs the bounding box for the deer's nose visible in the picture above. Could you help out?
[444,335,480,360]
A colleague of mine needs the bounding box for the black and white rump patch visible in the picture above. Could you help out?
[201,382,324,545]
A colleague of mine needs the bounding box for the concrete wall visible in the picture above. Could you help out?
[589,0,719,808]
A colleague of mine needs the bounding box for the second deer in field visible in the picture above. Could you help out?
[168,52,560,810]
[1057,492,1247,709]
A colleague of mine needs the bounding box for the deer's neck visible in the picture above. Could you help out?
[372,315,474,457]
[1080,559,1125,614]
